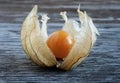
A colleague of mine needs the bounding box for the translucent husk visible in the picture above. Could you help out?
[21,5,99,70]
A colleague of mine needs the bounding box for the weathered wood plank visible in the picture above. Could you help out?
[0,0,120,83]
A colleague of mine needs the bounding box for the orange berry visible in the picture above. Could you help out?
[47,30,75,59]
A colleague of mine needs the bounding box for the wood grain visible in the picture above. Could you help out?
[0,0,120,83]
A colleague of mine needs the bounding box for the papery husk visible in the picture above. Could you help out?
[21,5,99,70]
[21,5,57,67]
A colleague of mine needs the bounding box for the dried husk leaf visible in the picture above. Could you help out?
[58,6,99,70]
[61,12,80,37]
[21,5,44,66]
[21,5,57,67]
[30,16,57,66]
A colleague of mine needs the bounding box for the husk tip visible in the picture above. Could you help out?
[77,4,80,13]
[31,5,38,14]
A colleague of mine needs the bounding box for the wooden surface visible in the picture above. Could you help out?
[0,0,120,83]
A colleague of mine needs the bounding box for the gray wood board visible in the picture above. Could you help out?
[0,0,120,83]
